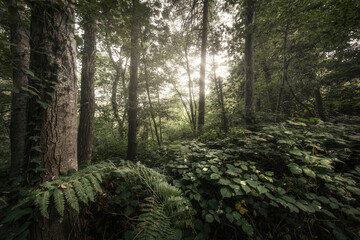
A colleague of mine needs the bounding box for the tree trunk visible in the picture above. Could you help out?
[275,24,289,121]
[78,12,96,163]
[144,63,161,146]
[197,0,209,133]
[212,55,228,132]
[8,0,29,177]
[127,0,140,161]
[244,0,256,126]
[314,88,327,121]
[261,60,275,112]
[184,42,196,131]
[25,0,78,238]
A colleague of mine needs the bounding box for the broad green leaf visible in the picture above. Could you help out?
[220,188,232,198]
[205,214,214,223]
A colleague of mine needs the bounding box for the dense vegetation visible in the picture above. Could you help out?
[0,0,359,239]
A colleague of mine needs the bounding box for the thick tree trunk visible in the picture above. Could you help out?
[314,88,327,121]
[25,0,78,183]
[197,0,208,133]
[244,0,256,126]
[8,0,29,177]
[78,12,96,163]
[127,0,140,161]
[25,0,78,238]
[275,24,288,121]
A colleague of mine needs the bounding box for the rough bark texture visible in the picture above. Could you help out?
[78,12,96,163]
[25,0,78,239]
[25,0,78,183]
[8,0,29,177]
[244,0,256,126]
[314,88,327,121]
[197,0,208,133]
[127,0,140,161]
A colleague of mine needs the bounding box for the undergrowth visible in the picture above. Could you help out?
[165,120,360,239]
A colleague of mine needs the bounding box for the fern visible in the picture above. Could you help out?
[80,178,95,202]
[35,191,50,219]
[64,186,79,212]
[53,189,65,217]
[86,174,102,193]
[73,180,88,204]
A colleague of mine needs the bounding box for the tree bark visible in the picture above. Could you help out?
[275,24,289,121]
[25,0,78,183]
[197,0,209,133]
[25,0,78,238]
[127,0,140,161]
[78,12,96,163]
[314,88,327,121]
[244,0,256,126]
[8,0,29,177]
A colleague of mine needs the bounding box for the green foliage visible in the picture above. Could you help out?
[165,121,360,239]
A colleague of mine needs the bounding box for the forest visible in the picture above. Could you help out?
[0,0,359,239]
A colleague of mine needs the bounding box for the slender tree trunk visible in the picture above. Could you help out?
[144,64,161,146]
[197,0,209,133]
[78,12,96,163]
[244,0,256,126]
[127,0,140,161]
[314,88,327,121]
[212,55,228,132]
[111,71,123,137]
[184,43,196,131]
[25,0,78,238]
[8,0,29,177]
[261,60,275,112]
[275,24,289,121]
[157,86,162,143]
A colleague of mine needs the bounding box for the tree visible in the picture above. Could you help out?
[25,0,78,184]
[197,0,209,132]
[8,0,29,176]
[23,0,78,238]
[127,0,140,160]
[78,1,97,163]
[244,0,256,125]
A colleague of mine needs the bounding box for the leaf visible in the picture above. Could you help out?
[287,163,302,175]
[73,180,88,204]
[35,191,50,218]
[205,213,214,223]
[64,188,79,212]
[219,178,231,185]
[58,184,67,189]
[53,189,65,217]
[210,166,219,173]
[303,168,316,178]
[210,173,221,180]
[241,185,251,194]
[220,188,232,198]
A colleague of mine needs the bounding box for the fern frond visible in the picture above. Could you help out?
[80,178,95,202]
[73,180,88,204]
[86,174,103,193]
[64,187,79,212]
[35,191,50,219]
[53,189,65,217]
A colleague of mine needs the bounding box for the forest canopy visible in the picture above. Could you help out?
[0,0,359,239]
